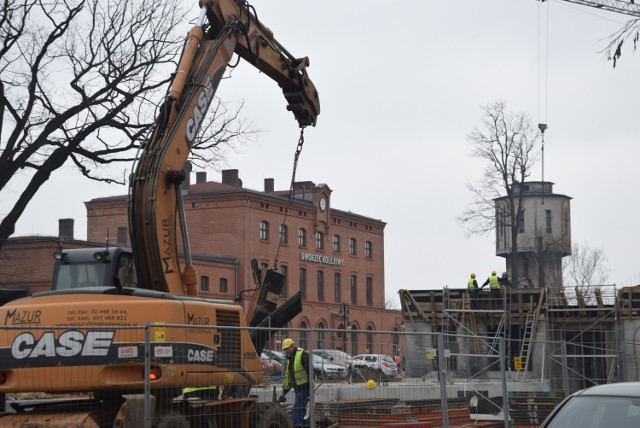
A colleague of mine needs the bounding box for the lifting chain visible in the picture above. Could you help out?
[273,127,305,270]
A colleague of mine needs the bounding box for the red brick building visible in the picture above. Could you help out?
[0,170,402,356]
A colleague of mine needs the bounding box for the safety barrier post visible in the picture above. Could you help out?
[500,338,509,428]
[144,323,151,428]
[437,332,449,427]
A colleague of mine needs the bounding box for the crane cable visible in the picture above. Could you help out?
[538,1,550,202]
[273,127,306,270]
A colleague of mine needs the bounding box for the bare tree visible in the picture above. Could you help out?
[385,294,399,310]
[604,19,640,68]
[458,101,540,287]
[0,0,256,248]
[563,241,610,289]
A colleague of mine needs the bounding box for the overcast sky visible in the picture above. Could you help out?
[10,0,640,302]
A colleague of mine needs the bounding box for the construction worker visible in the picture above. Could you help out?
[467,272,479,309]
[500,271,511,288]
[481,270,501,309]
[279,338,311,426]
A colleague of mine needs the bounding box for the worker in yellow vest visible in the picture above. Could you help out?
[278,338,311,426]
[467,272,479,309]
[481,270,501,309]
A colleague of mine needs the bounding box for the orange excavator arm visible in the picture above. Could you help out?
[129,0,319,296]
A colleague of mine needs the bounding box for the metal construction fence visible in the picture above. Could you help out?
[0,323,636,427]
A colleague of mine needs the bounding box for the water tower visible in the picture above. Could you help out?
[495,181,571,289]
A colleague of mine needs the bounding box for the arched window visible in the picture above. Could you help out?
[365,241,372,258]
[317,322,326,349]
[366,325,374,354]
[299,321,308,349]
[298,228,306,247]
[350,326,358,356]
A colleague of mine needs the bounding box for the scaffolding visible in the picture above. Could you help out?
[545,284,621,393]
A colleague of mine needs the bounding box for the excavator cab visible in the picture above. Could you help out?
[51,247,137,290]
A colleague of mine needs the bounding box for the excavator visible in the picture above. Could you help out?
[0,0,319,426]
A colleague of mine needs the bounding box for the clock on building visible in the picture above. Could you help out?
[319,197,327,211]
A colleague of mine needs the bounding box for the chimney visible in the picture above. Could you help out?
[196,172,207,184]
[221,169,242,187]
[264,178,274,193]
[58,218,74,240]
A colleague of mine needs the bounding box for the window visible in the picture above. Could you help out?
[279,224,288,244]
[349,238,357,256]
[117,227,128,245]
[366,277,373,306]
[299,268,307,300]
[315,231,324,250]
[546,210,552,233]
[334,273,341,302]
[200,276,209,291]
[298,228,307,247]
[333,235,340,252]
[299,321,308,349]
[350,275,357,304]
[219,277,228,293]
[518,211,525,233]
[366,326,374,354]
[260,221,269,240]
[317,322,326,349]
[365,241,372,258]
[350,328,358,356]
[280,265,288,297]
[317,270,325,301]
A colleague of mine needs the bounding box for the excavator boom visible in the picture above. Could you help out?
[129,0,319,296]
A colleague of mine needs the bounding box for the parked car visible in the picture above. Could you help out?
[540,382,640,427]
[261,349,287,367]
[260,352,283,377]
[352,354,398,377]
[312,349,353,369]
[312,354,346,380]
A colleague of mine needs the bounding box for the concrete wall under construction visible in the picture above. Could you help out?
[620,319,640,383]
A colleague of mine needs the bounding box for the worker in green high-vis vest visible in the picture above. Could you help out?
[278,338,311,426]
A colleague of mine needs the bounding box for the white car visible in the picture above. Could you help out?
[352,354,398,377]
[312,354,346,380]
[313,349,353,369]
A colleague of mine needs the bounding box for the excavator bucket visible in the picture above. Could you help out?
[249,269,286,328]
[251,292,302,355]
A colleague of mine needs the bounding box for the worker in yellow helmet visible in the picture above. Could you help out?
[279,338,311,426]
[467,272,479,309]
[481,270,501,309]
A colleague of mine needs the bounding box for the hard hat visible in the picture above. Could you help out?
[470,272,476,278]
[282,338,294,350]
[366,379,376,389]
[491,270,497,275]
[502,272,508,276]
